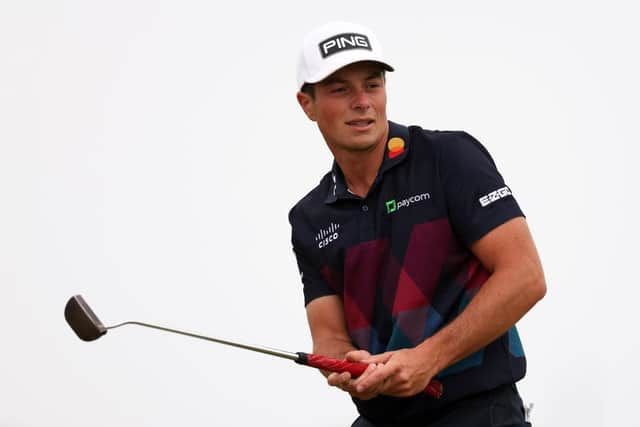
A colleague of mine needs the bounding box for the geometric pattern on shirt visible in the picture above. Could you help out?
[321,218,492,361]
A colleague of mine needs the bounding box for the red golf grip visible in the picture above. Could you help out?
[296,352,443,398]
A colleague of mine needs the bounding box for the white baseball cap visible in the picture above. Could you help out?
[296,21,394,91]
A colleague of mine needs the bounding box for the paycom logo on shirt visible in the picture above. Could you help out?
[386,192,431,214]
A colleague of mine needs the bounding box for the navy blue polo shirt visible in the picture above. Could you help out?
[289,121,526,424]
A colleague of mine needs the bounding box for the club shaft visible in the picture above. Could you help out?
[107,321,299,361]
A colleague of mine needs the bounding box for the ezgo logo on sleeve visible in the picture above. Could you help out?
[385,192,430,214]
[478,186,512,207]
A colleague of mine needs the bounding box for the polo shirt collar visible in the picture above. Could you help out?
[324,121,411,204]
[379,120,411,174]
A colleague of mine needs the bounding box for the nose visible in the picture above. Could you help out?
[351,88,371,111]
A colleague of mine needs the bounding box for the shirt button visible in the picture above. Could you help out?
[362,205,369,212]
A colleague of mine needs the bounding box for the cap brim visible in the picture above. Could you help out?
[303,57,394,87]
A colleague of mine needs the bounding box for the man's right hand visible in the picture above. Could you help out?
[306,297,387,399]
[326,350,387,400]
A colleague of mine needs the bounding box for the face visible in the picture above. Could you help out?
[297,61,388,155]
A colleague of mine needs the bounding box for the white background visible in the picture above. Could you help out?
[1,1,638,426]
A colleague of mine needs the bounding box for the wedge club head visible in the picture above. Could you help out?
[65,295,107,341]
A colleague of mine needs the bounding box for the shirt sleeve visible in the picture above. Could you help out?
[289,206,339,306]
[436,131,524,247]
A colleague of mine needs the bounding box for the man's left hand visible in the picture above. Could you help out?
[354,346,438,398]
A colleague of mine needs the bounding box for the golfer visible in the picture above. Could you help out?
[289,21,546,426]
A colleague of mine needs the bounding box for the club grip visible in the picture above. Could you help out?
[304,352,369,376]
[296,352,443,398]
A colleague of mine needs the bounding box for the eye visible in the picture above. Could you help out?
[331,86,347,93]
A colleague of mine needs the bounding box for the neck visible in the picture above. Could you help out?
[333,136,388,199]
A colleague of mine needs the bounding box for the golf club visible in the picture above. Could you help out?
[65,294,443,398]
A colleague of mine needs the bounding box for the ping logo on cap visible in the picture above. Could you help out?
[318,33,371,58]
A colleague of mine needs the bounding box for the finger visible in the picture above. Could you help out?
[327,371,351,387]
[351,386,380,401]
[349,363,378,390]
[356,361,378,379]
[355,363,393,393]
[353,363,385,392]
[379,376,399,395]
[345,350,371,362]
[361,352,393,364]
[349,364,383,399]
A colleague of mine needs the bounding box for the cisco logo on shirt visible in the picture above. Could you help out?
[315,222,341,248]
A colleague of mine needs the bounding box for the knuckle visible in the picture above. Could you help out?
[397,372,409,383]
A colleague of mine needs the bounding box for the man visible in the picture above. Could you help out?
[289,21,546,427]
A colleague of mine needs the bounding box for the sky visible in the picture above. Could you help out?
[1,1,638,426]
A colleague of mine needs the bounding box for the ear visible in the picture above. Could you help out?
[297,91,317,122]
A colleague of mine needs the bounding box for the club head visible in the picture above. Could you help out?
[65,295,107,342]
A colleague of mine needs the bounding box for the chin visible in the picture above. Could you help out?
[342,138,379,153]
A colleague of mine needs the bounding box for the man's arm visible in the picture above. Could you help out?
[306,295,385,400]
[306,295,356,361]
[355,217,546,397]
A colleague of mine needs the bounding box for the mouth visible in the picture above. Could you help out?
[345,119,375,130]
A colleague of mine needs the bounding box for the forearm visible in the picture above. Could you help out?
[311,336,358,378]
[418,263,545,375]
[305,295,359,378]
[313,336,357,358]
